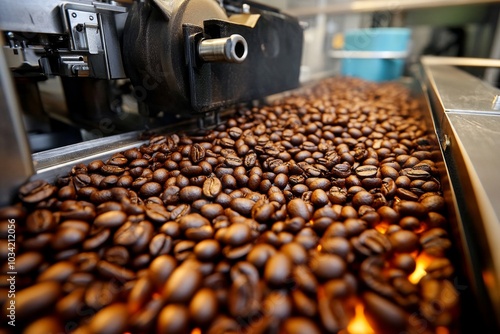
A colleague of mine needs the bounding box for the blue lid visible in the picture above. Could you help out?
[344,28,411,52]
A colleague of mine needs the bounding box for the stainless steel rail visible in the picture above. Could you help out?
[283,0,500,17]
[420,56,500,328]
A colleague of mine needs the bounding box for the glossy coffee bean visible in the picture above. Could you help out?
[163,264,202,303]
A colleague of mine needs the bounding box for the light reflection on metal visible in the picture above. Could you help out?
[492,95,500,110]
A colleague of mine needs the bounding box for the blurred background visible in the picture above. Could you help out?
[251,0,500,85]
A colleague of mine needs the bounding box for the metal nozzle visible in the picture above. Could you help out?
[198,34,248,63]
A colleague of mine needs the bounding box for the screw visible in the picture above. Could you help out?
[89,15,94,21]
[76,24,83,32]
[71,12,77,18]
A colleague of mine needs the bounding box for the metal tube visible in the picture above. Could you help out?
[198,34,248,63]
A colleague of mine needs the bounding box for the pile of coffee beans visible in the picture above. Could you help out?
[0,78,459,334]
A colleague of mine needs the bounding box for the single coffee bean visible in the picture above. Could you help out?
[230,198,255,216]
[163,264,202,303]
[179,186,202,202]
[200,177,221,200]
[19,180,57,204]
[281,242,307,265]
[194,239,221,262]
[281,317,321,334]
[355,165,378,178]
[11,281,61,320]
[264,252,292,286]
[26,209,56,233]
[309,254,346,280]
[287,198,311,221]
[173,240,195,262]
[97,260,135,281]
[157,304,189,334]
[149,255,176,289]
[89,303,128,334]
[149,233,173,257]
[94,210,127,228]
[224,223,252,246]
[389,230,419,253]
[189,288,218,325]
[104,246,129,266]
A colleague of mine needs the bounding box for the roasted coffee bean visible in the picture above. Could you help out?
[395,200,427,218]
[11,281,61,320]
[163,264,202,303]
[246,243,276,268]
[198,203,222,219]
[320,237,351,260]
[149,233,173,257]
[26,209,56,233]
[287,198,311,221]
[281,242,307,265]
[97,260,135,281]
[352,229,392,256]
[355,165,378,178]
[174,240,195,261]
[94,210,127,228]
[89,303,128,334]
[189,143,205,163]
[179,186,202,202]
[352,190,374,207]
[169,203,191,220]
[194,239,221,261]
[309,253,346,280]
[189,288,218,325]
[420,228,451,256]
[82,228,111,250]
[389,230,419,253]
[230,198,255,216]
[157,304,189,334]
[363,291,408,332]
[396,188,419,201]
[185,225,214,241]
[179,213,209,231]
[51,227,86,250]
[381,178,397,198]
[19,180,57,203]
[224,223,252,246]
[331,164,351,178]
[421,194,445,212]
[265,252,292,286]
[104,246,129,266]
[202,177,222,199]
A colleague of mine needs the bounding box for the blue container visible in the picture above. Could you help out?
[341,28,411,82]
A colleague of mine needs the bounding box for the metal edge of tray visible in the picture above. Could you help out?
[30,113,228,182]
[421,56,500,330]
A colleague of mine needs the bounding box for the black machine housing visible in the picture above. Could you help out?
[122,0,304,116]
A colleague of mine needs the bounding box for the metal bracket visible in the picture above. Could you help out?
[66,9,103,54]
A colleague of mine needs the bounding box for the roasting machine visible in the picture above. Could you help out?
[1,0,500,332]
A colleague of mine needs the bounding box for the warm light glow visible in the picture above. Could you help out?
[408,252,434,284]
[436,326,450,334]
[153,292,162,299]
[191,328,202,334]
[347,303,375,334]
[414,222,427,234]
[375,222,389,234]
[317,244,322,252]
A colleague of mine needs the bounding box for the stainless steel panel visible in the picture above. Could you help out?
[0,33,34,205]
[421,57,500,327]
